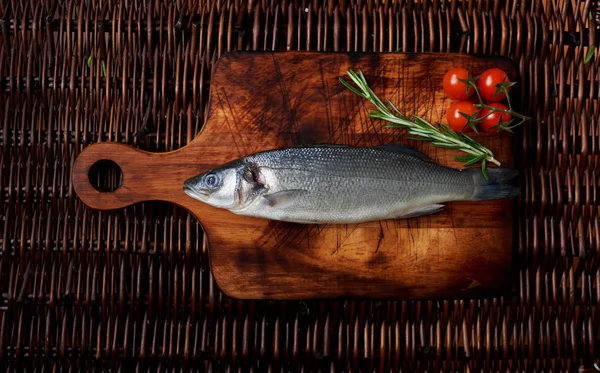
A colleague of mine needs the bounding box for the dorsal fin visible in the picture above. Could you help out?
[290,144,433,162]
[372,145,433,162]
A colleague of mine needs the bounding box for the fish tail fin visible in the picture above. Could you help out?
[469,168,520,201]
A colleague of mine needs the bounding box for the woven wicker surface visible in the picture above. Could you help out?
[0,0,598,371]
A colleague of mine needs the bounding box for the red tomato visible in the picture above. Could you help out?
[446,101,478,132]
[479,103,512,133]
[442,68,474,100]
[477,68,511,102]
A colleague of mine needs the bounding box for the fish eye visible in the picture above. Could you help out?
[203,173,221,188]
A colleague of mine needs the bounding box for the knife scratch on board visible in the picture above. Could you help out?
[272,54,301,143]
[375,221,384,254]
[463,277,482,291]
[216,89,245,157]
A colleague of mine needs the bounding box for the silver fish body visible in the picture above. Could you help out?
[183,145,518,224]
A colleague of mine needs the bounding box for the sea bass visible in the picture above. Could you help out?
[183,145,518,224]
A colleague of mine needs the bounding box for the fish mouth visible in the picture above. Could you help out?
[183,185,209,201]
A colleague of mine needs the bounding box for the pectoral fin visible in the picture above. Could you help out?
[263,189,308,208]
[399,204,444,219]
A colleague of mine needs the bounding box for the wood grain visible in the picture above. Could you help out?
[72,52,518,300]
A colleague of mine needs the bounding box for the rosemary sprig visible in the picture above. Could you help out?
[339,69,501,171]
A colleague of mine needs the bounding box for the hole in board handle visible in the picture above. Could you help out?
[88,159,123,192]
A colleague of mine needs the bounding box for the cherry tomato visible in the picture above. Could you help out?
[477,68,511,102]
[442,68,474,100]
[446,101,478,132]
[479,103,512,133]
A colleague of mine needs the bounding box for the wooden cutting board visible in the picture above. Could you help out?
[72,52,517,300]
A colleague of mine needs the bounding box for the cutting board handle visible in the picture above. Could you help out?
[72,142,208,211]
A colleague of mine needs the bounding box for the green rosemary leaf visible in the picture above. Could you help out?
[454,155,476,163]
[585,45,596,64]
[431,142,459,148]
[339,77,366,98]
[386,100,405,117]
[464,155,484,166]
[481,159,488,179]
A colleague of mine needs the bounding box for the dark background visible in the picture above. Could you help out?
[0,0,597,371]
